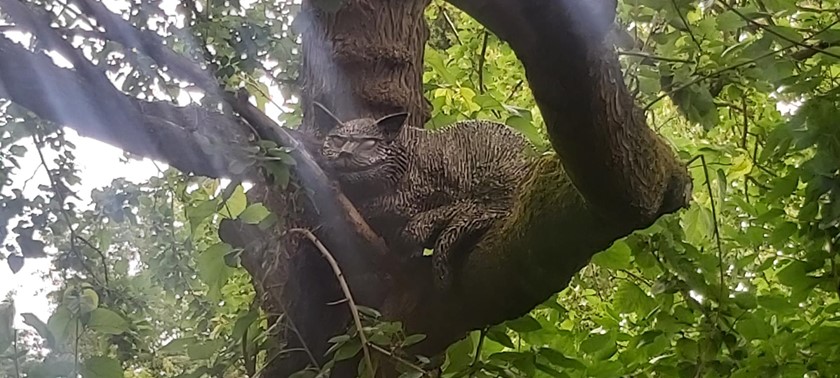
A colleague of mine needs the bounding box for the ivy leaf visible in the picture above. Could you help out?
[7,254,23,273]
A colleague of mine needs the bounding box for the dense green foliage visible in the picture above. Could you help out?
[2,0,840,376]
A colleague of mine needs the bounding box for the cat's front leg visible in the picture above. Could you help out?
[401,206,457,257]
[432,208,506,290]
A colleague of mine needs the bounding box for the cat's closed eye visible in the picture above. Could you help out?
[359,139,377,149]
[329,135,346,147]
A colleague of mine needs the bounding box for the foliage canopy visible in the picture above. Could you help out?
[1,0,840,376]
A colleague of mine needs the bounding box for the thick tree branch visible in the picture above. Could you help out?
[0,37,247,178]
[68,0,218,90]
[447,0,691,227]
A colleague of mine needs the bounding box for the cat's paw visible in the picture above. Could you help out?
[432,252,453,291]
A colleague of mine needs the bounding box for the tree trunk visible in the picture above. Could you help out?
[234,1,432,376]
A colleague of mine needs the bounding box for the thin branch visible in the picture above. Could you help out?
[440,5,462,45]
[504,80,524,102]
[699,155,725,304]
[740,94,749,149]
[670,0,702,51]
[289,228,374,376]
[12,329,20,378]
[73,234,110,286]
[644,46,791,111]
[478,29,489,93]
[32,132,101,283]
[720,0,840,60]
[368,343,431,377]
[618,50,694,63]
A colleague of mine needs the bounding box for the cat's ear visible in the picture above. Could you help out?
[375,112,409,136]
[313,102,343,133]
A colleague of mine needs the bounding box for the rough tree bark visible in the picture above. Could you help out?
[0,0,691,376]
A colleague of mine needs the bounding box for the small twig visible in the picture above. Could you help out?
[19,162,45,192]
[504,80,524,102]
[12,329,20,378]
[644,46,789,111]
[368,343,431,376]
[745,175,770,190]
[670,0,703,51]
[73,235,110,286]
[699,155,725,305]
[289,228,374,376]
[440,5,462,45]
[478,29,489,93]
[32,132,102,283]
[621,269,653,286]
[741,93,749,149]
[720,0,840,60]
[617,50,694,63]
[646,16,840,111]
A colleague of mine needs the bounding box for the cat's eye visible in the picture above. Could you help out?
[359,139,376,149]
[329,136,346,147]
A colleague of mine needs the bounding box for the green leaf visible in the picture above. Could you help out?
[580,332,613,355]
[769,222,797,245]
[443,336,474,373]
[159,337,198,354]
[196,243,234,300]
[220,184,248,218]
[64,287,99,315]
[591,240,632,270]
[187,339,225,360]
[22,312,56,348]
[505,115,544,147]
[505,314,542,333]
[239,203,271,224]
[682,205,714,244]
[47,306,75,348]
[402,334,427,346]
[486,326,515,348]
[87,308,129,335]
[82,356,125,378]
[333,338,362,361]
[735,315,773,340]
[539,348,586,370]
[614,282,656,317]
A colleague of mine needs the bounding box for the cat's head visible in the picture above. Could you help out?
[313,102,410,187]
